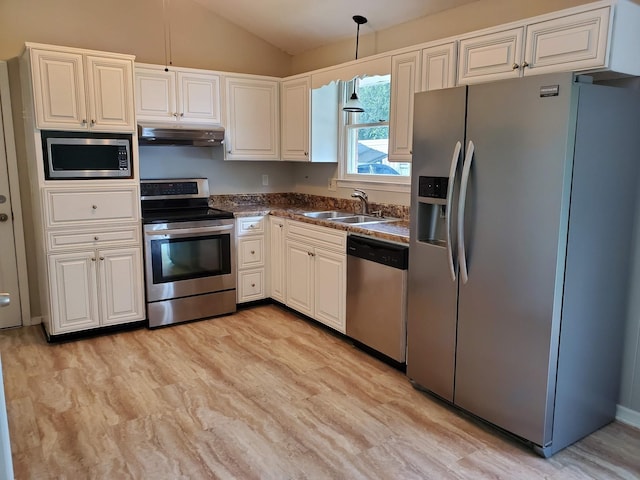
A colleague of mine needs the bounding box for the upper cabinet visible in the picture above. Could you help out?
[458,27,525,84]
[523,8,609,76]
[421,42,457,92]
[458,3,640,84]
[29,45,135,132]
[280,76,310,161]
[388,51,421,163]
[135,64,221,124]
[225,75,280,161]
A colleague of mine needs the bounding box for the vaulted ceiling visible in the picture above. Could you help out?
[192,0,479,55]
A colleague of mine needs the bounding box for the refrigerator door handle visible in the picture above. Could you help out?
[445,141,462,282]
[458,140,475,284]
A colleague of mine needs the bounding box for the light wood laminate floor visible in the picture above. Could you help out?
[1,304,639,479]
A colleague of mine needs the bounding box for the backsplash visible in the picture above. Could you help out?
[209,193,410,220]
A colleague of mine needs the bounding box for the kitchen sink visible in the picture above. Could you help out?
[329,215,400,225]
[302,210,353,219]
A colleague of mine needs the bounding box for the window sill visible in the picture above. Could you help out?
[337,178,410,194]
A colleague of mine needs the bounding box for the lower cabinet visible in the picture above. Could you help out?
[285,220,346,333]
[48,247,144,334]
[236,215,267,303]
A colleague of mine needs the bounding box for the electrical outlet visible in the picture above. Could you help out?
[262,174,269,186]
[328,178,337,191]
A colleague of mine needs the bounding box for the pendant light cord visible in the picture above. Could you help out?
[163,0,173,71]
[355,22,360,60]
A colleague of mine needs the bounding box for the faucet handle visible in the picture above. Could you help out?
[352,188,368,199]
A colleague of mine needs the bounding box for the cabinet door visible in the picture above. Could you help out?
[314,248,346,333]
[269,216,286,303]
[225,77,279,160]
[389,51,420,162]
[281,77,310,161]
[458,27,524,84]
[85,55,135,132]
[524,8,609,76]
[285,240,313,317]
[30,49,87,130]
[49,252,100,334]
[177,71,222,124]
[98,247,145,326]
[421,42,457,92]
[135,68,177,122]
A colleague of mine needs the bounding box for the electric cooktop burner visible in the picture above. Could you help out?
[140,178,233,224]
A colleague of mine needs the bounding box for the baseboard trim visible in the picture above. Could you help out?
[616,404,640,429]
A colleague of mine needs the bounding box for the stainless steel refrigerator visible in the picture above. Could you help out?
[407,72,640,457]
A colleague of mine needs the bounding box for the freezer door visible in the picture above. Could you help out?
[455,73,576,447]
[407,86,466,401]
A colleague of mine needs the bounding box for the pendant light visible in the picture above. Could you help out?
[343,15,368,113]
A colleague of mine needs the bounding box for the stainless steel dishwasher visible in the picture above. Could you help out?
[346,235,409,363]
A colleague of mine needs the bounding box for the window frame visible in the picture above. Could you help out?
[338,77,410,191]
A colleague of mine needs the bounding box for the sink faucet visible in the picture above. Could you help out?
[351,189,369,214]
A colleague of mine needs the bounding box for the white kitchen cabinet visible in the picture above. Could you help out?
[43,186,139,228]
[285,220,346,333]
[280,76,310,161]
[523,8,609,76]
[236,216,267,303]
[268,216,286,303]
[29,46,135,132]
[458,6,618,85]
[388,51,420,163]
[135,65,222,124]
[225,75,280,161]
[421,42,457,91]
[48,246,143,334]
[458,27,524,85]
[285,239,314,317]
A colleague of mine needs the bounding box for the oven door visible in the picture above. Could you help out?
[143,220,236,302]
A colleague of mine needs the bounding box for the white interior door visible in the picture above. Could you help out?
[0,92,21,328]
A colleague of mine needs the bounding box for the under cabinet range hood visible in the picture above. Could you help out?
[137,123,224,146]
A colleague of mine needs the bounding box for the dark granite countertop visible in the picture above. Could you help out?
[210,194,410,244]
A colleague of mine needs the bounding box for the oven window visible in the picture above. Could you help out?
[150,234,231,284]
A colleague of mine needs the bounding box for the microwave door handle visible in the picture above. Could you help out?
[145,224,234,237]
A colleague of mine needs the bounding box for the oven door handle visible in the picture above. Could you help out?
[145,224,234,238]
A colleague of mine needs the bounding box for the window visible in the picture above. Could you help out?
[342,75,410,183]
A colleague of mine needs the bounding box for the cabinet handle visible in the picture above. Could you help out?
[251,283,256,288]
[512,63,520,70]
[92,205,97,210]
[180,113,184,117]
[173,112,178,117]
[81,119,87,125]
[94,236,99,241]
[91,257,96,262]
[522,61,530,69]
[250,250,255,255]
[99,257,104,261]
[278,224,283,228]
[90,119,96,126]
[304,152,308,156]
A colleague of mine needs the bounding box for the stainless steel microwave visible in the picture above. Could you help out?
[41,131,133,180]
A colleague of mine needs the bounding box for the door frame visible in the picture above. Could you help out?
[0,61,31,326]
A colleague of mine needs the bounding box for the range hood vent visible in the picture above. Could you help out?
[138,123,224,146]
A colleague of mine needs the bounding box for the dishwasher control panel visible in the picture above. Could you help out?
[347,235,408,270]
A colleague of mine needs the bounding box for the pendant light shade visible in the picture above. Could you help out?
[343,15,368,113]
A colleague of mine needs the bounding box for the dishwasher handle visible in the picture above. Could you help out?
[346,235,408,270]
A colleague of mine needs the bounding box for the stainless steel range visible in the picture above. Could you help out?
[141,178,236,328]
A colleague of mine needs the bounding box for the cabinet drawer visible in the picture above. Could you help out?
[44,186,139,228]
[47,225,140,251]
[238,237,265,269]
[238,269,265,302]
[237,216,265,236]
[287,220,346,251]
